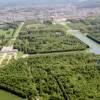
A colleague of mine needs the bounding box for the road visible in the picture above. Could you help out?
[68,30,100,54]
[9,22,24,46]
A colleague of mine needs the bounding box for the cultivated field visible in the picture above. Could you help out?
[14,23,88,54]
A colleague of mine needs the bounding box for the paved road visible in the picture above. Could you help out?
[68,30,100,54]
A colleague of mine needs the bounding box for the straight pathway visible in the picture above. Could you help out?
[9,22,24,46]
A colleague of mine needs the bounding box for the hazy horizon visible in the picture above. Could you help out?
[0,0,88,7]
[0,0,99,8]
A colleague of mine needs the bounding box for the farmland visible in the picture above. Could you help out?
[14,23,88,54]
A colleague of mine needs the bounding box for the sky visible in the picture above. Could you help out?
[0,0,88,4]
[0,0,95,8]
[0,0,73,7]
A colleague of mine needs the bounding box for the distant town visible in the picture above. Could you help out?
[0,5,100,22]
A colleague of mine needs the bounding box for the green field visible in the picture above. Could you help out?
[0,90,25,100]
[14,23,88,54]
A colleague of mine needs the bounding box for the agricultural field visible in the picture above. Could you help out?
[14,23,88,54]
[0,53,99,100]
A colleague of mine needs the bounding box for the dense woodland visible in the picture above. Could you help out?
[0,53,99,100]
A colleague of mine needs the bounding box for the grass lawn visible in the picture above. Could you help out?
[0,90,26,100]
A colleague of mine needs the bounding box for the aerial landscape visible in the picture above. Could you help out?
[0,0,100,100]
